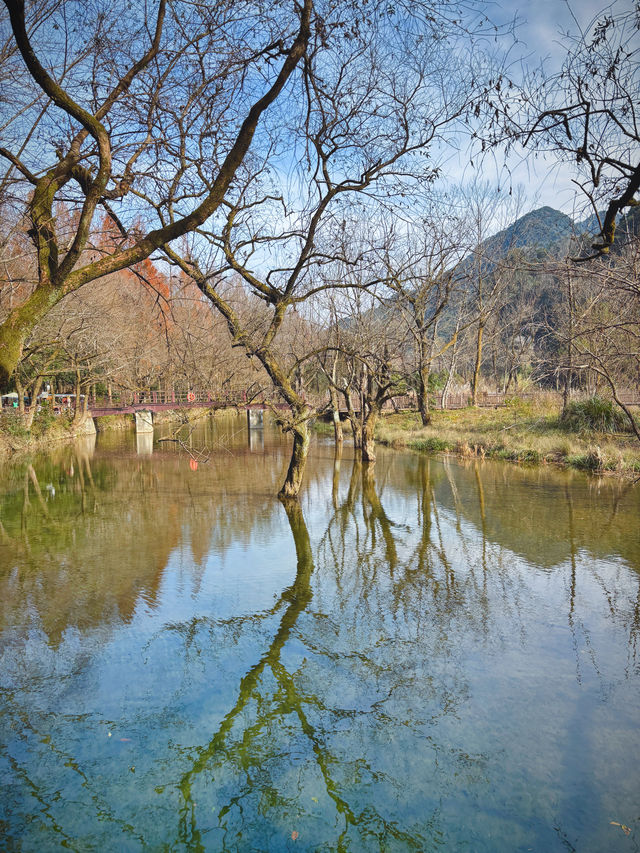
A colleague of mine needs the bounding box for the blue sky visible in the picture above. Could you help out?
[481,0,634,216]
[509,0,619,67]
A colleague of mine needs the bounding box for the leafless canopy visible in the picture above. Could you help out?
[486,4,639,259]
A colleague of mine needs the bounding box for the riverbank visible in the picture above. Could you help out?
[0,406,219,458]
[0,409,96,457]
[374,398,640,475]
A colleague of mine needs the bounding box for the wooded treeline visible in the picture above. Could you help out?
[1,0,638,495]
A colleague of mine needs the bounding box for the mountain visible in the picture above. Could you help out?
[453,206,576,284]
[481,204,639,264]
[483,206,575,257]
[574,210,604,237]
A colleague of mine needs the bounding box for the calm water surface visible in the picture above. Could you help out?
[1,413,639,852]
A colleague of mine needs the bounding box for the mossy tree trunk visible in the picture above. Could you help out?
[278,421,311,500]
[361,408,379,463]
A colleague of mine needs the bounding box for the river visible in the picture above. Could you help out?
[1,412,639,851]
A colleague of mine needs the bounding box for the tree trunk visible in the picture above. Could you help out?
[418,362,431,426]
[15,376,26,416]
[562,268,575,415]
[417,320,438,425]
[349,415,362,449]
[329,385,343,445]
[278,422,310,500]
[361,410,378,462]
[23,374,45,430]
[491,343,498,390]
[471,319,485,406]
[341,387,361,448]
[0,286,56,391]
[72,370,85,426]
[441,319,460,410]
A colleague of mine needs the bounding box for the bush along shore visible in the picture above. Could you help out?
[372,396,640,476]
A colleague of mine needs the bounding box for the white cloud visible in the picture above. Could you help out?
[506,0,628,71]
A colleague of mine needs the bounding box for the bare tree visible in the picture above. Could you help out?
[0,0,313,388]
[491,5,639,258]
[555,239,640,440]
[461,184,526,404]
[326,283,410,462]
[159,2,509,495]
[375,205,473,424]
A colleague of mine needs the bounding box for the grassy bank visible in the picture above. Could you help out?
[93,413,134,431]
[0,408,95,457]
[374,397,640,475]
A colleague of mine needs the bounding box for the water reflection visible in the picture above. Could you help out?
[177,497,314,849]
[136,430,154,455]
[248,426,265,452]
[0,423,639,851]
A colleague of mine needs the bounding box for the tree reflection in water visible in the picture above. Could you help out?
[0,429,639,851]
[177,497,315,849]
[170,461,499,851]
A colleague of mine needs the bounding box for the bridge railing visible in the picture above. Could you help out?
[88,388,265,409]
[87,387,640,413]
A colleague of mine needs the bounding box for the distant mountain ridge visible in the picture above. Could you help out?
[483,206,574,257]
[478,204,639,264]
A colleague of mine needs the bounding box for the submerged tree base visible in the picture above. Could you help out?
[278,424,311,499]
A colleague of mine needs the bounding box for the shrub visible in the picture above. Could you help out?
[504,396,534,416]
[567,446,605,471]
[519,448,541,464]
[31,403,58,436]
[561,396,631,433]
[0,411,29,439]
[409,437,449,453]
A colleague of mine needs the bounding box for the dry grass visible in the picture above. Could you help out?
[376,396,640,475]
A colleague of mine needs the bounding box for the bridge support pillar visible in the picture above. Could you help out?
[247,408,264,430]
[135,410,154,434]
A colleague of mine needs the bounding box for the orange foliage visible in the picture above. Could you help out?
[96,213,173,326]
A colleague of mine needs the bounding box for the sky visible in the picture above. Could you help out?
[511,0,614,63]
[478,0,634,217]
